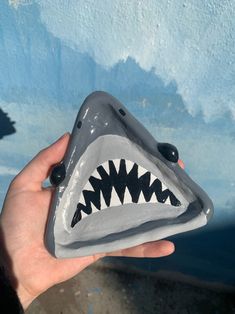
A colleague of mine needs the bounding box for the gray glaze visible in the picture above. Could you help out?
[45,91,213,258]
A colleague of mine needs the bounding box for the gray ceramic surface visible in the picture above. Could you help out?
[45,91,213,258]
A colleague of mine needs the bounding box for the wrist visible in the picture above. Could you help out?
[0,266,25,313]
[2,263,37,310]
[0,243,35,310]
[16,284,35,310]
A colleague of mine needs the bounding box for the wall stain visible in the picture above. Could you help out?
[0,108,16,139]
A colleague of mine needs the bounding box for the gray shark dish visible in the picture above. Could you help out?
[45,91,214,258]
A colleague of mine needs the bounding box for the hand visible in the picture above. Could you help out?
[0,133,179,309]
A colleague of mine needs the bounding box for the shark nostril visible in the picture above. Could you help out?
[50,162,66,186]
[77,121,82,129]
[158,143,179,163]
[119,109,126,116]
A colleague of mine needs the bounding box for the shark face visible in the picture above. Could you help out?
[45,91,213,258]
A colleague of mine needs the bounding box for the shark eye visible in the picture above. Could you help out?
[50,162,66,186]
[158,143,179,163]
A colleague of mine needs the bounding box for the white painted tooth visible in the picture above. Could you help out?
[125,160,134,174]
[150,173,157,186]
[102,161,109,175]
[110,187,121,207]
[81,211,88,219]
[100,191,107,210]
[149,193,157,203]
[161,181,168,191]
[91,202,99,213]
[138,191,146,204]
[138,165,146,177]
[83,181,93,191]
[124,187,132,204]
[91,168,101,180]
[165,196,171,205]
[113,159,120,172]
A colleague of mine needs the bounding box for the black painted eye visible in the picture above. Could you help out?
[50,162,66,186]
[158,143,179,163]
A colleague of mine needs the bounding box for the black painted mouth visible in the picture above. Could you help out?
[71,159,181,227]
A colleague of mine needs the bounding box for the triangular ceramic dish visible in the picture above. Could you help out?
[45,91,213,258]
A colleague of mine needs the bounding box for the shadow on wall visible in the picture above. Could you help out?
[109,267,235,314]
[0,108,16,139]
[113,222,235,287]
[31,262,235,314]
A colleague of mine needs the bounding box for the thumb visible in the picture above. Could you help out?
[15,133,70,191]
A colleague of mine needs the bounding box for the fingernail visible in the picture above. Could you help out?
[178,159,185,169]
[163,242,175,255]
[52,132,70,145]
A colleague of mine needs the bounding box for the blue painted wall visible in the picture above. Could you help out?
[0,0,235,285]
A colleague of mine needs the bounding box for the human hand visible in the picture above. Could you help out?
[0,133,180,309]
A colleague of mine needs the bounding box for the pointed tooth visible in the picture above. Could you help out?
[161,181,168,191]
[91,169,101,180]
[83,181,93,191]
[138,165,146,177]
[110,187,121,207]
[102,161,109,175]
[138,191,146,203]
[81,211,88,219]
[78,192,85,206]
[124,187,132,204]
[113,159,120,172]
[91,202,99,213]
[164,196,171,205]
[150,173,157,186]
[100,191,106,210]
[125,160,134,174]
[149,193,157,203]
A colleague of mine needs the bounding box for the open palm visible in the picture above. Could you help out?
[0,133,175,309]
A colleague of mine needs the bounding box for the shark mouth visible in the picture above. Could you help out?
[71,158,181,227]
